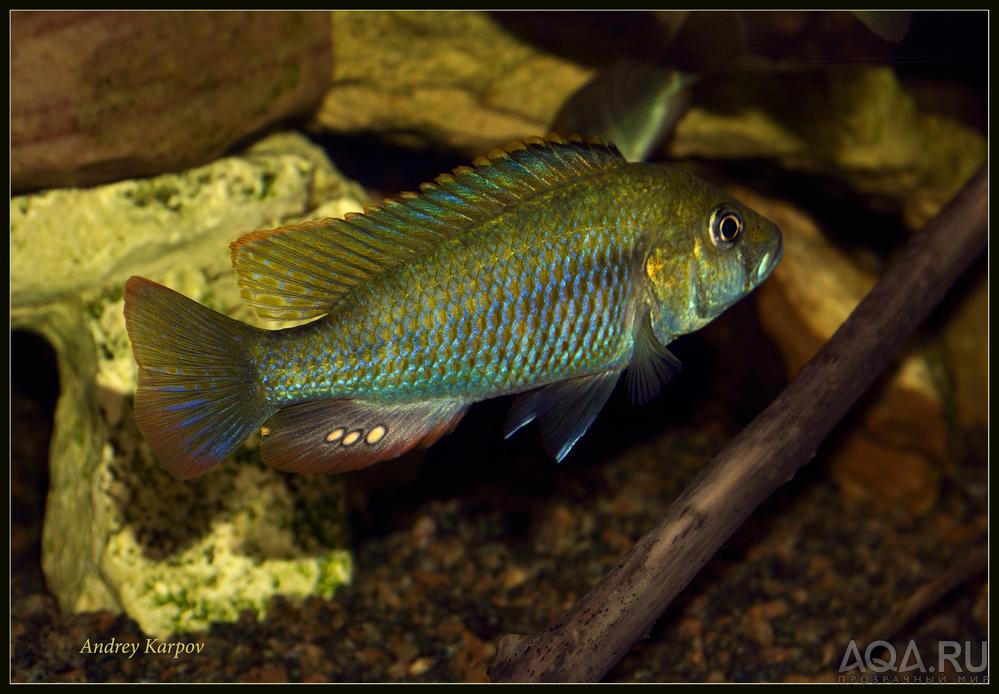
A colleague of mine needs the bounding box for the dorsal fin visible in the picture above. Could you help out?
[230,134,627,321]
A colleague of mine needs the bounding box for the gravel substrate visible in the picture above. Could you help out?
[11,321,988,683]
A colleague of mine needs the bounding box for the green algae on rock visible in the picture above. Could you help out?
[11,132,362,638]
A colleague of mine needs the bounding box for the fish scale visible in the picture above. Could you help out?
[265,231,634,404]
[123,134,782,479]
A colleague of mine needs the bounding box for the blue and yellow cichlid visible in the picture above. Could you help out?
[124,134,782,479]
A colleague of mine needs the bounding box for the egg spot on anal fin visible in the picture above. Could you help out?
[260,398,470,474]
[366,425,387,445]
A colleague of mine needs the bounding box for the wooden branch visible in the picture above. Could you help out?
[489,164,988,683]
[856,545,988,655]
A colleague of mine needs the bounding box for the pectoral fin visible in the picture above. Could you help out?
[260,398,469,474]
[503,370,622,461]
[626,310,682,405]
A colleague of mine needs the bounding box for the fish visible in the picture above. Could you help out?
[551,61,697,163]
[850,11,912,43]
[123,134,782,479]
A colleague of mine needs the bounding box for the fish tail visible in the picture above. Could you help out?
[123,276,270,479]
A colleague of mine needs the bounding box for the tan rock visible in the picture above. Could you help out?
[744,189,875,375]
[312,11,594,153]
[12,11,332,192]
[939,274,988,432]
[746,188,950,513]
[829,433,939,515]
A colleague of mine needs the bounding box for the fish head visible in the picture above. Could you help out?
[645,185,782,341]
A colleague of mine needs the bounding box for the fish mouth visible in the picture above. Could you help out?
[753,236,784,287]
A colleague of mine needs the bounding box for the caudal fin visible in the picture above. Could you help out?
[123,276,270,479]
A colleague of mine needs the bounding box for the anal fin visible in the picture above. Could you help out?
[503,370,622,462]
[261,398,469,474]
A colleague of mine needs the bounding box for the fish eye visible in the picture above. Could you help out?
[709,208,743,249]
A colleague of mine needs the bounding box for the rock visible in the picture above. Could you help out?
[746,188,950,514]
[10,131,363,637]
[670,66,986,230]
[311,11,594,154]
[11,11,332,192]
[939,273,988,432]
[11,132,364,309]
[743,194,876,374]
[828,435,939,516]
